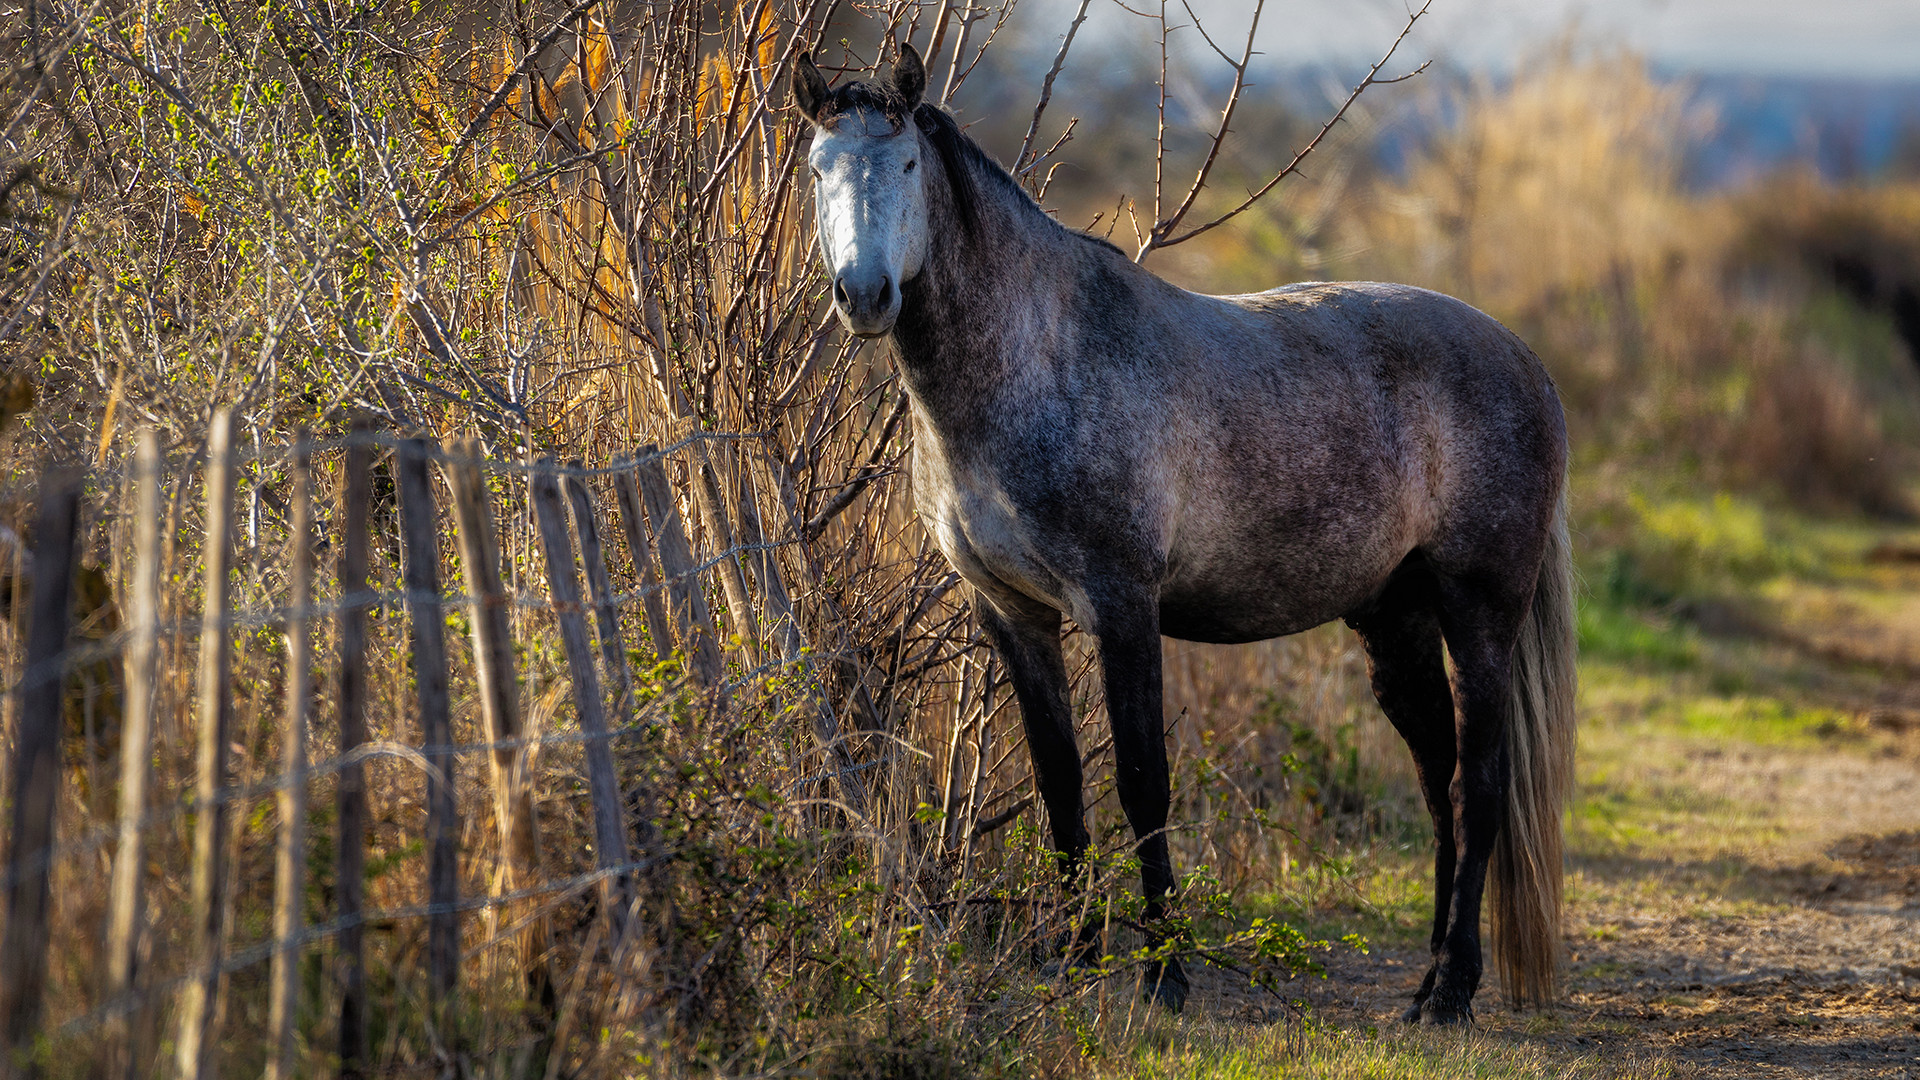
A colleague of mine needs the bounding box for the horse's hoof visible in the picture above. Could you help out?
[1144,957,1189,1013]
[1398,1002,1424,1024]
[1417,991,1474,1027]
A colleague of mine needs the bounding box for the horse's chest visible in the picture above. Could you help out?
[913,450,1067,614]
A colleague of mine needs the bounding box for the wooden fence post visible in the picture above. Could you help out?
[396,438,458,1008]
[102,431,161,1079]
[530,466,632,934]
[335,420,372,1080]
[610,470,676,670]
[444,439,553,1013]
[632,448,724,687]
[0,462,82,1070]
[564,474,635,727]
[176,407,237,1080]
[687,447,760,664]
[0,527,17,838]
[566,474,657,866]
[266,435,313,1080]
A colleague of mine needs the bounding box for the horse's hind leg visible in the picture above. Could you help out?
[1422,571,1532,1025]
[1346,572,1458,1023]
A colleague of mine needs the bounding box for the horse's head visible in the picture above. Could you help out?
[794,45,930,338]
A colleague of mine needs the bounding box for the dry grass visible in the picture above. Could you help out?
[1110,1018,1682,1080]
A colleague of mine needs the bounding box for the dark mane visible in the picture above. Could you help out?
[910,103,1125,257]
[910,103,985,237]
[820,77,1123,256]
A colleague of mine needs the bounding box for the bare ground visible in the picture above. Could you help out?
[1173,558,1920,1078]
[1301,830,1920,1079]
[1172,815,1920,1077]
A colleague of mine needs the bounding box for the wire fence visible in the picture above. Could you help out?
[0,409,886,1078]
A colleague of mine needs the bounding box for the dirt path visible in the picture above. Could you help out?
[1170,554,1920,1077]
[1295,827,1920,1078]
[1311,638,1920,1076]
[1171,813,1920,1077]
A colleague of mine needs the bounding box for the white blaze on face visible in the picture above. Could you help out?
[807,110,928,337]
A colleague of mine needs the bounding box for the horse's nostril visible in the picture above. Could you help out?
[878,275,893,309]
[833,277,850,308]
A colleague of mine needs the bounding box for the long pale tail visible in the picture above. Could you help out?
[1490,489,1578,1008]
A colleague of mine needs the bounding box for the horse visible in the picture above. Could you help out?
[792,44,1576,1024]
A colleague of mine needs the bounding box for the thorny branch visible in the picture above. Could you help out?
[1013,0,1092,178]
[1149,0,1265,254]
[1136,0,1432,262]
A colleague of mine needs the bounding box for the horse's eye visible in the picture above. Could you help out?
[904,159,916,174]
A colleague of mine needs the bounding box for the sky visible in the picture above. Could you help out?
[1064,0,1920,80]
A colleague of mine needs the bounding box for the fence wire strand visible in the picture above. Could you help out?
[61,853,672,1036]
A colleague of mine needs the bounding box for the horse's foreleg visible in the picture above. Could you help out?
[1090,590,1188,1010]
[978,603,1085,871]
[1347,594,1457,1023]
[1428,578,1525,1026]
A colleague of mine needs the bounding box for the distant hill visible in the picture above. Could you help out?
[947,46,1920,195]
[1681,72,1920,186]
[1321,67,1920,189]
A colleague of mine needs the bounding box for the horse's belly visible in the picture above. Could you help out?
[935,516,1065,613]
[1156,536,1407,644]
[1157,584,1349,644]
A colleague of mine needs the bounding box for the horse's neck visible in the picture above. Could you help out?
[889,172,1076,423]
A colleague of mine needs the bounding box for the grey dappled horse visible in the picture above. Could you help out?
[794,45,1576,1023]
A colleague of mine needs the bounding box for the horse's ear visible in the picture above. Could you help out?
[892,42,926,109]
[793,52,830,125]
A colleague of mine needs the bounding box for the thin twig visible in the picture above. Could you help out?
[803,391,909,541]
[1140,0,1265,258]
[1014,0,1092,177]
[1137,0,1431,260]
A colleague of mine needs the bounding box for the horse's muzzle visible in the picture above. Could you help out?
[832,270,899,337]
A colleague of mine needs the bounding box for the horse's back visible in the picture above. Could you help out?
[1223,281,1554,401]
[1239,282,1568,564]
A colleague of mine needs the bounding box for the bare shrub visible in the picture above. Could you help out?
[1741,342,1909,518]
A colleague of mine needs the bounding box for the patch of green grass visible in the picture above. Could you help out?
[1669,695,1861,746]
[1247,845,1432,952]
[1577,597,1699,670]
[1574,470,1908,606]
[1574,772,1738,836]
[1566,861,1786,924]
[1618,489,1809,594]
[1571,753,1797,865]
[1580,651,1865,753]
